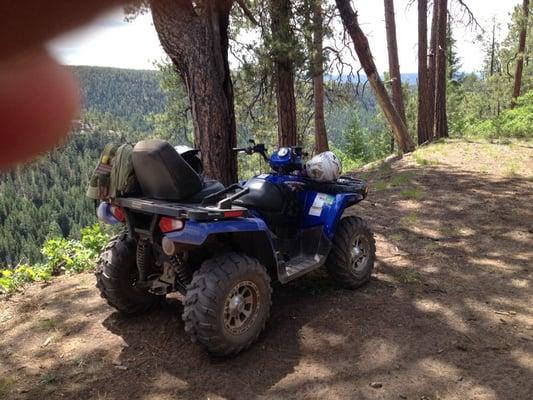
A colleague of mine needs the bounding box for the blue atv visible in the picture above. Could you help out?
[95,139,375,356]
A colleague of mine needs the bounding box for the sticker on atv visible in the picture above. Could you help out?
[309,193,335,216]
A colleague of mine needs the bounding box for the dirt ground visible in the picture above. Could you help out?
[1,139,532,400]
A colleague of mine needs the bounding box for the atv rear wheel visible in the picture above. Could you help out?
[183,253,272,356]
[326,216,376,289]
[95,233,162,315]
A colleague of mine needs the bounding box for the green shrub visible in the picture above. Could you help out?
[466,91,533,139]
[80,223,110,254]
[41,238,94,274]
[0,223,110,293]
[330,145,362,173]
[0,264,52,294]
[42,224,110,274]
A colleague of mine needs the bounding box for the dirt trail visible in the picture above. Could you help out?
[1,140,532,400]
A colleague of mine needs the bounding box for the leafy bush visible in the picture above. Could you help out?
[42,224,110,275]
[0,264,52,294]
[465,91,533,139]
[342,112,391,163]
[41,238,95,275]
[80,224,111,254]
[331,146,362,173]
[0,224,110,294]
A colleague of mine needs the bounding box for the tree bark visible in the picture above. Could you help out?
[427,0,438,139]
[490,19,496,76]
[336,0,415,153]
[150,0,237,185]
[434,0,448,138]
[417,0,432,144]
[384,0,406,124]
[512,0,530,108]
[312,0,329,153]
[270,0,298,147]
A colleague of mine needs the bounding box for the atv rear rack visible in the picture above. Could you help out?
[115,197,249,221]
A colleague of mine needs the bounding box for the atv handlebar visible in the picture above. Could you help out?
[232,147,249,153]
[233,143,270,162]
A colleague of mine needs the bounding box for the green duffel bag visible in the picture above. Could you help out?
[109,143,140,199]
[86,143,118,200]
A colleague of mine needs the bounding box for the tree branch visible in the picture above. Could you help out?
[454,0,483,32]
[236,0,259,26]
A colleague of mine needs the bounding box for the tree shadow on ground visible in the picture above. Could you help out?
[1,158,532,400]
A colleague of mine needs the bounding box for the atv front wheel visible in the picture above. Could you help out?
[183,253,272,356]
[95,233,162,315]
[326,216,376,289]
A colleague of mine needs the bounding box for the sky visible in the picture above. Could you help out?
[48,0,521,73]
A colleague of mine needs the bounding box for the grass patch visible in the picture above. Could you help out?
[371,173,412,192]
[400,213,419,227]
[400,188,425,200]
[504,160,520,176]
[0,377,13,398]
[39,373,58,385]
[413,153,439,166]
[390,233,405,242]
[423,241,441,252]
[412,140,449,166]
[389,173,413,186]
[37,318,59,332]
[371,181,388,191]
[378,161,393,175]
[438,225,461,238]
[363,159,390,173]
[73,357,88,369]
[397,270,423,284]
[479,165,489,174]
[479,143,504,159]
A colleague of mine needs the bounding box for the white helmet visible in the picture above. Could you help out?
[306,151,342,182]
[174,145,203,174]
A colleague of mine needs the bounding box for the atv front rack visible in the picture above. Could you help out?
[115,197,249,221]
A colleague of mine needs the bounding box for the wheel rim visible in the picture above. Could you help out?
[223,281,260,335]
[351,235,369,273]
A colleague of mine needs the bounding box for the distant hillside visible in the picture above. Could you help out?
[71,66,166,130]
[327,73,419,86]
[0,65,388,267]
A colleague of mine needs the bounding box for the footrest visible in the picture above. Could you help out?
[278,254,326,283]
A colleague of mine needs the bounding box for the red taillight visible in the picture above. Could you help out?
[110,205,125,222]
[223,210,244,218]
[159,217,185,233]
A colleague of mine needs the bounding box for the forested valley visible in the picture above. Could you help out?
[0,65,389,266]
[0,0,531,269]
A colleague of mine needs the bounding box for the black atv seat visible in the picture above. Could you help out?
[132,139,224,202]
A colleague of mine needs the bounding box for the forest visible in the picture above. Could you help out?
[0,0,531,268]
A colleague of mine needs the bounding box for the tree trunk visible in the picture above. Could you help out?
[427,0,438,138]
[490,19,496,76]
[336,0,415,153]
[312,0,329,153]
[270,0,298,147]
[150,0,237,185]
[417,0,432,144]
[151,0,237,185]
[434,0,448,138]
[512,0,530,108]
[384,0,406,124]
[446,14,455,81]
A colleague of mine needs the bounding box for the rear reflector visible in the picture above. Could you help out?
[159,217,185,233]
[223,210,244,218]
[110,205,125,222]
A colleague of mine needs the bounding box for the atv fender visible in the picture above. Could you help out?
[164,218,278,276]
